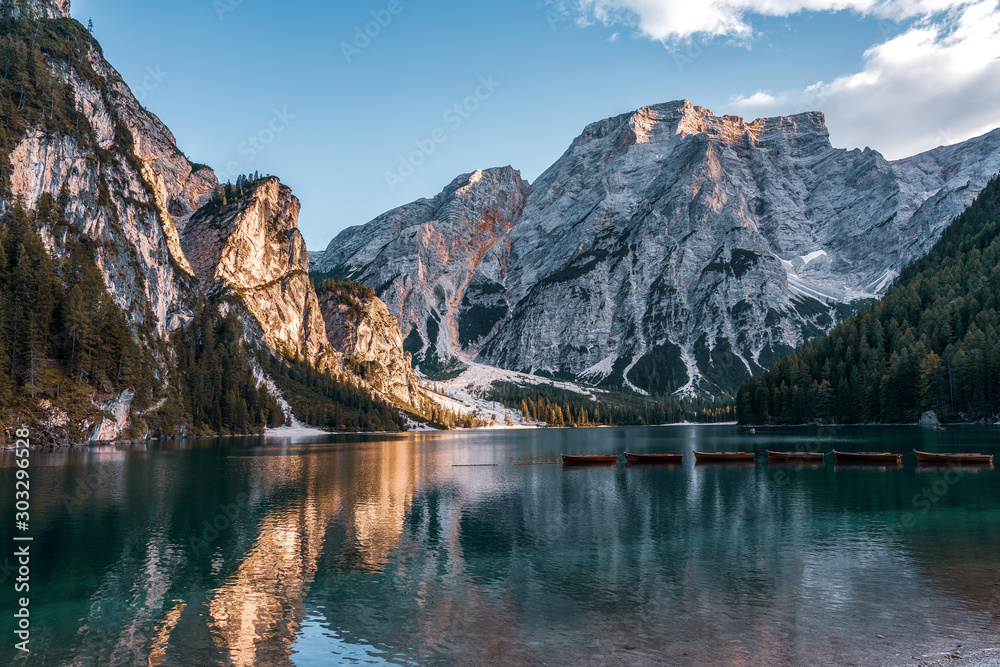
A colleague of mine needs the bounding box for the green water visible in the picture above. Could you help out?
[1,425,999,666]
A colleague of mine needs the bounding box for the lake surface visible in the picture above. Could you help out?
[2,425,999,666]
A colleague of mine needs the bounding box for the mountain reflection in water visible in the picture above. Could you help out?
[1,426,998,666]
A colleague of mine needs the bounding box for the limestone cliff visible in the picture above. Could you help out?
[0,3,429,440]
[316,284,422,407]
[181,178,334,367]
[13,0,70,19]
[3,5,213,336]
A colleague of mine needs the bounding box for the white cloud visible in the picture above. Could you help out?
[563,0,976,42]
[729,91,786,108]
[607,31,621,41]
[728,0,1000,158]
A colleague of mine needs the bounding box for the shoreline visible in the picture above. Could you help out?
[8,419,997,451]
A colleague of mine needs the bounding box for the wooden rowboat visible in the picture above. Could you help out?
[561,454,619,465]
[767,451,825,462]
[832,451,902,464]
[694,452,755,462]
[915,451,994,465]
[624,452,683,464]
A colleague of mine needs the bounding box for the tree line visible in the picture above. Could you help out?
[259,351,407,433]
[737,174,1000,425]
[485,381,734,427]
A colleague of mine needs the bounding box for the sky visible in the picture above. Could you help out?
[69,0,1000,250]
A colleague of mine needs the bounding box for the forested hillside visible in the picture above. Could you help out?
[0,199,289,439]
[737,175,1000,424]
[486,381,735,426]
[0,200,154,437]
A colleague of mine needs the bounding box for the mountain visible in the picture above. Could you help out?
[737,175,1000,424]
[316,101,1000,396]
[182,177,334,368]
[0,0,434,442]
[317,167,528,379]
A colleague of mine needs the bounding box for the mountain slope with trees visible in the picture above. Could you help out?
[737,175,1000,425]
[0,2,442,441]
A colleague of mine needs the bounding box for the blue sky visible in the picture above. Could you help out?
[69,0,1000,250]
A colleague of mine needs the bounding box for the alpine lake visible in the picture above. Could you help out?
[2,425,999,666]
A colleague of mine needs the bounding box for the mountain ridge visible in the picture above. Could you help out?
[317,99,1000,396]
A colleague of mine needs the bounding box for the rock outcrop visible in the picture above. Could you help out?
[182,178,333,367]
[15,0,70,19]
[91,390,136,441]
[316,284,422,407]
[318,101,1000,396]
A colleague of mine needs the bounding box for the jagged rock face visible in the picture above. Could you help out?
[320,101,1000,395]
[182,178,334,366]
[316,167,528,377]
[317,287,422,407]
[6,16,215,335]
[15,0,70,19]
[91,390,135,441]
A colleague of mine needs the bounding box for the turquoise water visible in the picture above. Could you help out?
[1,425,999,665]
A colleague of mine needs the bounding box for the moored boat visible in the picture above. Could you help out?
[767,451,825,462]
[694,452,755,462]
[561,454,619,465]
[832,451,902,464]
[624,452,683,464]
[914,451,993,465]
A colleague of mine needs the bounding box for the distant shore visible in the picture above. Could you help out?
[13,419,996,451]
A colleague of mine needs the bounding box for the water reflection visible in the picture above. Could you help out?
[0,426,998,665]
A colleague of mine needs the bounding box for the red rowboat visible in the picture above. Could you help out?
[561,454,619,465]
[832,451,902,464]
[914,451,993,465]
[767,451,825,462]
[694,452,755,462]
[624,452,683,464]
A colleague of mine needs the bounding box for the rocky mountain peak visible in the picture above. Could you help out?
[568,101,832,165]
[181,177,332,365]
[440,166,527,205]
[322,100,1000,397]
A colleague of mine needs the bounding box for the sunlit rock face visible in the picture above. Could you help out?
[319,101,1000,395]
[15,0,70,19]
[5,15,212,336]
[315,167,529,378]
[182,178,334,367]
[317,286,423,407]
